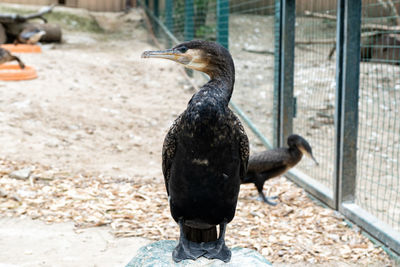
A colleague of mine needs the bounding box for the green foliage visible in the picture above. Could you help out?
[195,24,216,41]
[173,0,185,40]
[172,0,215,41]
[46,12,103,33]
[0,5,33,15]
[0,5,103,33]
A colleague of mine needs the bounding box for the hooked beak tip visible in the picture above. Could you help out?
[141,51,150,58]
[305,151,319,166]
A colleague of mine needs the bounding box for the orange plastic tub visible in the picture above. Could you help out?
[0,65,37,81]
[0,44,42,53]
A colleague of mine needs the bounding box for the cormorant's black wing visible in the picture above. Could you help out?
[247,148,290,173]
[230,111,249,179]
[162,111,248,194]
[162,113,183,196]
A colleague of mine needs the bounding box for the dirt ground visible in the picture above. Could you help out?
[0,7,189,181]
[0,4,397,267]
[0,6,186,266]
[0,217,149,266]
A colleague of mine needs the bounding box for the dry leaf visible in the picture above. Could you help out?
[0,158,393,265]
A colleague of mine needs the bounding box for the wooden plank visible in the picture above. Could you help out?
[1,0,55,5]
[107,0,113,12]
[65,0,78,7]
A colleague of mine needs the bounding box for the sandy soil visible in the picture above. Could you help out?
[0,217,149,267]
[0,9,192,180]
[0,7,192,266]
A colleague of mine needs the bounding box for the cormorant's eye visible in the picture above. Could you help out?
[178,46,188,53]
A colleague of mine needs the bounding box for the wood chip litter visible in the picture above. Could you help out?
[0,158,394,265]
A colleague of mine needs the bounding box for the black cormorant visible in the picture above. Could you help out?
[142,40,249,263]
[0,47,25,69]
[241,134,318,205]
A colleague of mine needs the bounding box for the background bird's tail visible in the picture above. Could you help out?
[12,56,25,69]
[182,224,217,242]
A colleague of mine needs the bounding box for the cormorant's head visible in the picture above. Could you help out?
[287,134,319,165]
[141,40,234,79]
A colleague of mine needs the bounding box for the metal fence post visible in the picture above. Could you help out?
[217,0,229,49]
[337,0,361,207]
[153,0,159,35]
[279,0,295,146]
[165,0,174,38]
[165,0,174,47]
[273,0,282,148]
[184,0,194,41]
[334,0,345,210]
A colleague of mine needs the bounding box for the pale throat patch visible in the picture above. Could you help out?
[298,146,311,158]
[186,49,207,71]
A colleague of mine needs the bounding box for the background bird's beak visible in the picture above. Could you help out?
[141,49,190,65]
[299,146,319,166]
[309,153,319,166]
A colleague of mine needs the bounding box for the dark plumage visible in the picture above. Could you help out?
[0,48,25,69]
[241,134,318,205]
[142,40,249,263]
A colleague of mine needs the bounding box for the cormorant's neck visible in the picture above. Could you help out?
[288,146,303,162]
[202,69,235,103]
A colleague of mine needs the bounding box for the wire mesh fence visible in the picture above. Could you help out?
[141,0,400,255]
[149,0,277,149]
[154,0,218,44]
[292,0,337,190]
[228,1,275,151]
[356,0,400,232]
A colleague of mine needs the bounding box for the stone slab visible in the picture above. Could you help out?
[126,240,272,267]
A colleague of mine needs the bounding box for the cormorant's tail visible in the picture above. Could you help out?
[240,173,255,184]
[12,56,25,69]
[182,224,217,242]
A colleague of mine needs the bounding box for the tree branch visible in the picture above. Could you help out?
[303,10,400,33]
[0,5,55,24]
[303,10,337,21]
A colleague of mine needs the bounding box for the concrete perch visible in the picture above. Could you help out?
[126,240,272,267]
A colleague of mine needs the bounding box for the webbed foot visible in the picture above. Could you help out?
[203,222,231,262]
[172,221,232,263]
[172,221,206,262]
[259,192,279,206]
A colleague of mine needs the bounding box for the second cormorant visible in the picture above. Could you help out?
[142,40,249,262]
[241,134,318,205]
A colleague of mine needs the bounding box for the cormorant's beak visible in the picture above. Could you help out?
[142,48,208,74]
[299,145,319,166]
[141,48,190,65]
